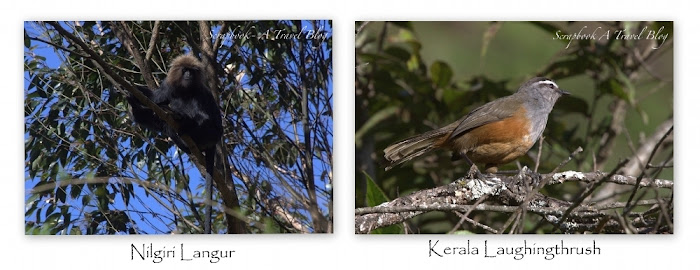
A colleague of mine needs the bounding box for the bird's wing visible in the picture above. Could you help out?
[447,95,520,140]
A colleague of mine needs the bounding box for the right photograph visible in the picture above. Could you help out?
[355,21,673,234]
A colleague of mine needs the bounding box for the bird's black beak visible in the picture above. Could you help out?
[559,89,570,96]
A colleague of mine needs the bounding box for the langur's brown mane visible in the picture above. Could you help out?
[165,54,203,88]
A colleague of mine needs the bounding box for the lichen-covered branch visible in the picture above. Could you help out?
[355,168,673,234]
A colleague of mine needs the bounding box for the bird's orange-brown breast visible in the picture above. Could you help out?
[442,106,534,165]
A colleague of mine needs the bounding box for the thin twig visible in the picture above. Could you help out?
[554,158,629,231]
[624,125,673,213]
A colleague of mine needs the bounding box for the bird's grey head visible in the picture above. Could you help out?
[517,77,570,111]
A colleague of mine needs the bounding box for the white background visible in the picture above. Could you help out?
[2,0,696,269]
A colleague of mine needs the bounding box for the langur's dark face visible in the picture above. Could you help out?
[179,67,200,88]
[181,68,199,88]
[165,55,206,91]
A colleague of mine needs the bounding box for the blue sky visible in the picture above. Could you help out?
[24,21,333,234]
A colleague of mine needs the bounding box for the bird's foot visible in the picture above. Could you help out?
[466,164,500,189]
[467,163,486,180]
[514,166,541,190]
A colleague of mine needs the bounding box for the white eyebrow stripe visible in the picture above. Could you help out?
[537,80,558,88]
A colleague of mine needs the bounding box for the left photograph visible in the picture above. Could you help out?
[24,21,333,234]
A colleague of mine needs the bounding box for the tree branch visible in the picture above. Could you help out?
[46,21,225,233]
[355,168,672,234]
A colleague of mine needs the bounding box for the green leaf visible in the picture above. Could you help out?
[24,30,31,48]
[263,217,278,233]
[363,172,402,234]
[56,186,67,203]
[70,227,82,235]
[355,106,399,146]
[70,184,83,199]
[364,171,389,207]
[430,61,453,89]
[384,46,411,62]
[31,153,43,173]
[81,194,91,207]
[601,79,629,102]
[46,203,56,218]
[25,194,39,217]
[615,71,635,104]
[44,213,62,230]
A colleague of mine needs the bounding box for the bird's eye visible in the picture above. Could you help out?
[548,84,555,89]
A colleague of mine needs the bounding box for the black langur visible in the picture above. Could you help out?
[127,55,222,234]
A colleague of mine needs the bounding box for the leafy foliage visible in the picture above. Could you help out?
[25,21,332,234]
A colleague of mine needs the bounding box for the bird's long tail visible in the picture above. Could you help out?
[383,128,449,171]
